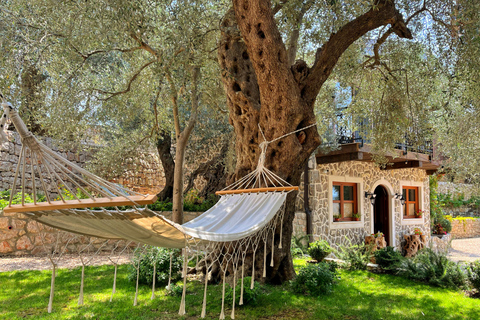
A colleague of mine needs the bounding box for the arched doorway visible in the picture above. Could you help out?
[373,185,390,246]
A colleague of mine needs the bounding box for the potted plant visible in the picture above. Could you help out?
[333,214,341,222]
[372,231,384,238]
[415,210,424,218]
[414,227,423,235]
[352,213,361,221]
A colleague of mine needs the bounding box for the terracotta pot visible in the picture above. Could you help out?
[353,217,360,221]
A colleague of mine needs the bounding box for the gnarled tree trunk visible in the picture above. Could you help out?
[215,0,413,283]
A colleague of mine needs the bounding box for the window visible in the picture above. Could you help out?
[403,186,419,218]
[333,182,357,221]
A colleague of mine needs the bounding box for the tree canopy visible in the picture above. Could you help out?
[2,0,480,281]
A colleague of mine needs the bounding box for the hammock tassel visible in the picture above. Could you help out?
[263,241,267,278]
[250,250,256,289]
[219,272,226,320]
[201,267,208,318]
[78,264,85,306]
[239,262,245,305]
[134,263,139,306]
[231,268,237,319]
[179,254,187,316]
[110,264,117,302]
[47,261,56,313]
[279,219,283,249]
[201,251,209,318]
[270,230,275,267]
[167,251,173,290]
[151,263,156,300]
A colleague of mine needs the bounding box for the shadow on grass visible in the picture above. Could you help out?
[2,266,480,320]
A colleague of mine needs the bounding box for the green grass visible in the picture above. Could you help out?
[1,260,479,320]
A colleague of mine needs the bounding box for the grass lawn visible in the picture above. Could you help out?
[0,258,479,320]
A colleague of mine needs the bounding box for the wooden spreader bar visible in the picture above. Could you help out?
[3,194,158,214]
[215,186,299,195]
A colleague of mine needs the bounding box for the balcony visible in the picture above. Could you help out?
[316,131,441,175]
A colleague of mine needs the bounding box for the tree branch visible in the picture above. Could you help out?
[182,66,201,140]
[302,0,413,104]
[364,1,427,72]
[287,0,314,65]
[70,44,143,61]
[95,59,156,101]
[129,32,161,60]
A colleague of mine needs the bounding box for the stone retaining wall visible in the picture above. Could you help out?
[451,218,480,239]
[0,210,203,256]
[429,233,452,255]
[438,182,480,200]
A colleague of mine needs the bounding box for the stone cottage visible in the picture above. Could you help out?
[294,141,440,251]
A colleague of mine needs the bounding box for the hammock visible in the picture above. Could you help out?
[0,96,313,319]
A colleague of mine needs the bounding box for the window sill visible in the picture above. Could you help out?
[401,217,424,226]
[330,220,364,229]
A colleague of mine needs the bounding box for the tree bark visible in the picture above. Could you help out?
[172,136,188,224]
[215,0,413,283]
[156,130,175,201]
[184,138,229,198]
[170,67,200,224]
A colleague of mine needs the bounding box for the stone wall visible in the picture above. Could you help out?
[0,132,91,198]
[430,234,452,255]
[438,182,480,200]
[0,210,203,256]
[294,158,430,252]
[451,218,480,239]
[1,131,165,256]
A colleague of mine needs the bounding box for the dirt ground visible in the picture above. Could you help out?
[447,237,480,263]
[0,254,131,272]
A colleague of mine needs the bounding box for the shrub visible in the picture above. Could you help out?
[291,262,338,296]
[374,246,405,273]
[225,277,261,306]
[397,249,467,290]
[307,240,331,262]
[467,260,480,291]
[128,246,183,286]
[335,239,373,271]
[291,234,310,257]
[165,284,184,297]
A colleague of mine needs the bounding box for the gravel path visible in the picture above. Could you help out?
[447,237,480,263]
[0,254,131,272]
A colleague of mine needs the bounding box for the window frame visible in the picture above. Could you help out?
[402,186,419,219]
[333,182,358,221]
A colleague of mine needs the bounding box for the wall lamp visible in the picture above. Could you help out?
[365,191,376,205]
[394,193,406,205]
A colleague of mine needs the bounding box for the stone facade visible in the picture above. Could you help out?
[451,218,480,239]
[294,158,430,252]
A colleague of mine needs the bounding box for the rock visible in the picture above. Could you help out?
[27,221,40,233]
[12,219,26,229]
[16,235,33,251]
[0,217,9,229]
[0,241,12,253]
[0,229,18,241]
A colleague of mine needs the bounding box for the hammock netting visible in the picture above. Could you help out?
[0,97,310,319]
